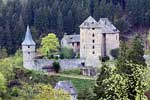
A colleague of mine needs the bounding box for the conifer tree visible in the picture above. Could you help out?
[127,35,146,66]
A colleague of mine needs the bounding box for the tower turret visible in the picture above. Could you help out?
[22,26,36,70]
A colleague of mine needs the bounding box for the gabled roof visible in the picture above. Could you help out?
[55,81,77,95]
[62,34,80,43]
[22,26,35,46]
[80,16,101,28]
[98,18,120,33]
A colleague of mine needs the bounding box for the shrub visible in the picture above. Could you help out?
[52,61,60,73]
[101,56,110,62]
[61,47,74,59]
[110,48,119,59]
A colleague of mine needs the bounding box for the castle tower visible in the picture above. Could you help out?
[80,16,102,67]
[22,26,36,70]
[79,16,120,67]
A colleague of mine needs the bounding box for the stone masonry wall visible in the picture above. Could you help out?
[34,59,83,71]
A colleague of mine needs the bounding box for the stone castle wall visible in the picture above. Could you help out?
[34,59,83,71]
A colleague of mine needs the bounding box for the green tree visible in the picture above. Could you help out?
[0,47,8,59]
[116,41,128,73]
[0,72,6,99]
[52,61,60,73]
[40,33,60,57]
[32,84,71,100]
[61,47,74,59]
[93,64,111,100]
[127,35,146,66]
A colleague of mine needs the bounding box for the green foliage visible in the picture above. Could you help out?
[78,88,95,100]
[94,36,148,100]
[40,33,60,57]
[100,56,110,62]
[57,76,94,92]
[52,61,60,73]
[0,0,150,54]
[116,41,128,73]
[145,50,150,55]
[0,50,23,80]
[32,84,71,100]
[0,72,6,98]
[61,47,74,59]
[127,35,146,66]
[93,64,111,100]
[110,48,119,59]
[0,47,8,59]
[61,69,81,75]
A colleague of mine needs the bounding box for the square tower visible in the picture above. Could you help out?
[80,16,120,67]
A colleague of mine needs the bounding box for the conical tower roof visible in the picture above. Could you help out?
[22,26,35,46]
[79,16,101,28]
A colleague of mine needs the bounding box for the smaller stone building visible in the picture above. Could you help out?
[61,34,80,53]
[55,81,78,100]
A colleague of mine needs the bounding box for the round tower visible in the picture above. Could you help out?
[22,26,36,70]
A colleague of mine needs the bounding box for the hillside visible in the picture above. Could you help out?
[0,0,150,54]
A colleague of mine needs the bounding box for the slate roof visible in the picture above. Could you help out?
[55,81,77,95]
[79,16,101,28]
[22,26,35,46]
[79,16,120,33]
[63,34,80,43]
[99,18,120,33]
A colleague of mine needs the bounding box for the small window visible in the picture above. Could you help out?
[92,28,95,30]
[92,34,95,37]
[28,52,30,54]
[28,46,30,48]
[92,22,94,24]
[116,35,117,40]
[93,40,95,43]
[93,46,95,49]
[93,51,95,54]
[72,42,74,46]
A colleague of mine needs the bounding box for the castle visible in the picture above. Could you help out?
[22,16,119,70]
[61,16,120,67]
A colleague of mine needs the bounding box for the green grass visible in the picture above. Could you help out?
[60,68,81,75]
[57,76,95,92]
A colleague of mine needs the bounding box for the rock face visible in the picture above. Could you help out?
[80,16,120,67]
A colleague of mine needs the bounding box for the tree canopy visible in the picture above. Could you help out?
[0,0,150,54]
[40,33,60,56]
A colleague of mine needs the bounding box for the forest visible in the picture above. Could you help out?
[0,0,150,54]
